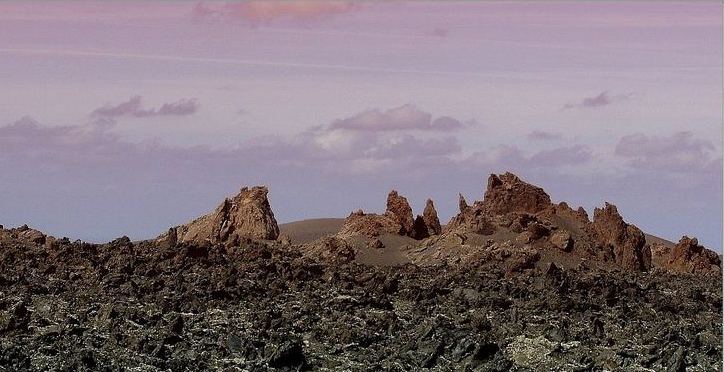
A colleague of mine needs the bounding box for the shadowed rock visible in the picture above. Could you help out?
[412,199,442,239]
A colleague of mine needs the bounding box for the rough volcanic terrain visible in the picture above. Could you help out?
[1,173,721,371]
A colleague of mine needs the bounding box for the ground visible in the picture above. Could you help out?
[0,233,721,371]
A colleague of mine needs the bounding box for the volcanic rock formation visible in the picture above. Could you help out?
[337,209,401,239]
[385,190,415,235]
[592,203,651,271]
[411,199,442,239]
[338,191,441,240]
[652,236,722,276]
[438,173,660,272]
[445,173,555,235]
[482,172,552,215]
[162,186,279,246]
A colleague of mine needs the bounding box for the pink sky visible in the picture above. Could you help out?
[0,1,721,249]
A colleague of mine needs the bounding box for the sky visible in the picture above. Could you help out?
[0,1,722,250]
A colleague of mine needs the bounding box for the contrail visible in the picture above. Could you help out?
[2,47,711,79]
[0,47,501,79]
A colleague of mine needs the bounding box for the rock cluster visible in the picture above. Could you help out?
[337,209,403,239]
[439,173,661,273]
[411,199,442,239]
[0,224,56,247]
[445,173,554,235]
[164,186,279,246]
[338,191,441,240]
[1,171,722,371]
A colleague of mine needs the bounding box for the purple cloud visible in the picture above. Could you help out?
[469,144,593,170]
[92,96,199,118]
[366,135,461,160]
[329,104,465,132]
[0,115,720,251]
[527,130,563,141]
[529,145,593,167]
[429,28,449,38]
[192,1,359,25]
[563,91,631,109]
[615,131,720,173]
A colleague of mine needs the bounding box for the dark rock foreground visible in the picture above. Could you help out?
[0,235,721,371]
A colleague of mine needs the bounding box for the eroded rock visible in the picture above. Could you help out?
[338,211,401,238]
[592,203,650,271]
[482,173,552,216]
[170,186,279,245]
[550,230,573,252]
[656,236,721,276]
[386,190,414,235]
[411,199,442,239]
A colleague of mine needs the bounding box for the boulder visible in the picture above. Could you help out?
[304,236,356,264]
[278,233,292,246]
[444,207,496,235]
[172,186,279,245]
[592,202,650,271]
[17,225,46,245]
[550,230,573,252]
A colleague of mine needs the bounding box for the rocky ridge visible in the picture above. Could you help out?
[330,172,713,275]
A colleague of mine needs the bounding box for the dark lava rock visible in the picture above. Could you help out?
[265,340,307,369]
[0,214,720,371]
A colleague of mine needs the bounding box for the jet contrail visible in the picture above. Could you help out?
[0,47,499,79]
[2,47,712,79]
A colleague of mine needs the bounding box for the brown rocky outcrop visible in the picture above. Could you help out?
[446,173,552,235]
[422,199,442,235]
[303,236,356,264]
[444,206,496,235]
[592,202,650,271]
[337,210,401,238]
[481,173,552,216]
[339,191,441,240]
[550,230,573,252]
[654,236,721,276]
[386,190,414,235]
[168,186,279,246]
[15,224,47,245]
[458,194,469,212]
